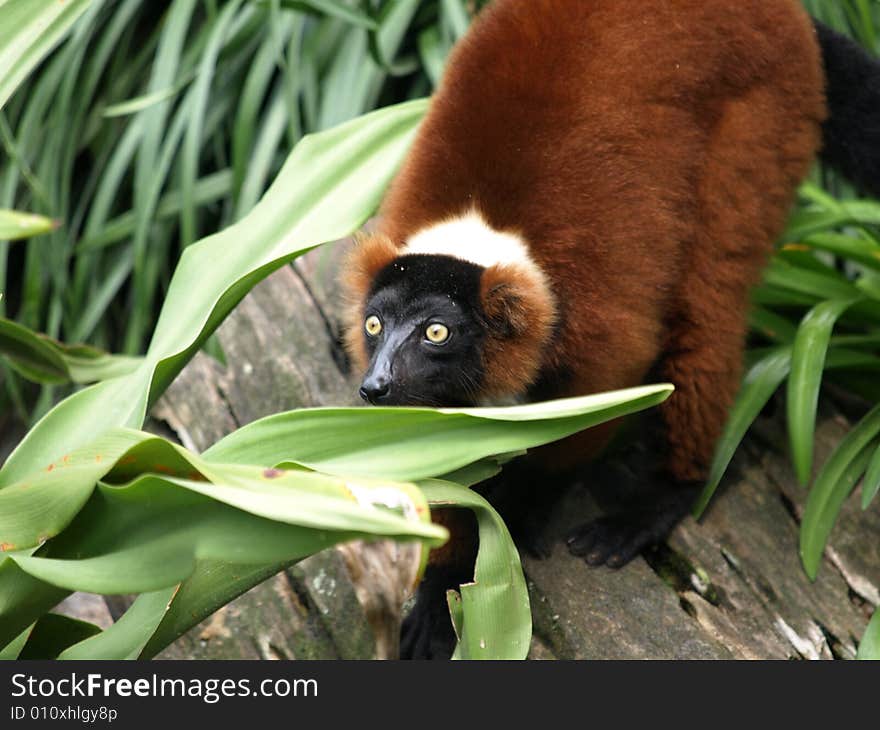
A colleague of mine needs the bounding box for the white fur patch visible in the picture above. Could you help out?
[401,211,532,269]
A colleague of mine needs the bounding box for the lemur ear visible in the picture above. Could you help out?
[341,233,400,371]
[479,262,556,398]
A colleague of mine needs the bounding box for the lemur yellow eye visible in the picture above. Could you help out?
[365,315,382,337]
[426,323,450,344]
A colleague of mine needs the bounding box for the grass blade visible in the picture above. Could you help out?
[695,348,792,517]
[861,443,880,510]
[857,607,880,660]
[787,298,860,485]
[0,0,94,111]
[0,209,57,240]
[800,405,880,579]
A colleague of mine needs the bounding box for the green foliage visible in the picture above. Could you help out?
[858,607,880,660]
[0,29,671,657]
[0,0,477,425]
[0,209,57,241]
[2,0,879,661]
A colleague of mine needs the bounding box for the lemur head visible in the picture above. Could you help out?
[341,212,556,407]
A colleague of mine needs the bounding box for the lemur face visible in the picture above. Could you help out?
[358,254,487,406]
[341,225,557,408]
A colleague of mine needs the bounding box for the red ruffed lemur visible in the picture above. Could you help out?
[340,0,880,658]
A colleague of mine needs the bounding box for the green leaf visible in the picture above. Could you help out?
[748,306,798,344]
[204,386,675,481]
[0,623,31,660]
[862,444,880,510]
[102,77,193,118]
[763,258,863,302]
[139,560,285,659]
[695,348,792,517]
[0,316,68,383]
[441,0,471,39]
[0,209,57,241]
[421,480,530,660]
[0,0,94,112]
[0,98,429,489]
[58,587,177,660]
[17,613,101,660]
[0,316,142,385]
[0,560,69,653]
[800,405,880,580]
[0,385,670,655]
[0,428,443,555]
[857,607,880,660]
[780,210,856,243]
[277,0,378,30]
[803,232,880,271]
[787,298,860,486]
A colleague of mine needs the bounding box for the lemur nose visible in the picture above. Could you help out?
[359,376,391,404]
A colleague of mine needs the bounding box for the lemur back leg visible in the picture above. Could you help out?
[568,83,819,568]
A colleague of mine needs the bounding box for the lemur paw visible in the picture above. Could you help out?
[565,514,659,568]
[565,481,702,568]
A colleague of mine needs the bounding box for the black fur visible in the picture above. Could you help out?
[815,20,880,198]
[360,254,488,407]
[566,482,703,568]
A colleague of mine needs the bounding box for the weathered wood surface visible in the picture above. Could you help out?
[56,239,879,659]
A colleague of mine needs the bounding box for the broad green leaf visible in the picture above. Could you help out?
[0,623,30,659]
[17,613,101,660]
[0,316,141,385]
[0,315,67,383]
[58,587,177,660]
[0,0,94,112]
[8,473,433,594]
[862,444,880,510]
[421,480,530,660]
[0,98,429,488]
[787,298,860,486]
[0,209,57,240]
[695,348,792,517]
[139,560,287,659]
[800,405,880,579]
[1,428,443,554]
[0,560,68,651]
[204,386,675,481]
[858,607,880,660]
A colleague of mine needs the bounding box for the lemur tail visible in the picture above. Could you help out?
[814,21,880,198]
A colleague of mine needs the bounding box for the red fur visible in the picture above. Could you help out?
[369,0,825,481]
[479,262,556,398]
[341,233,400,373]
